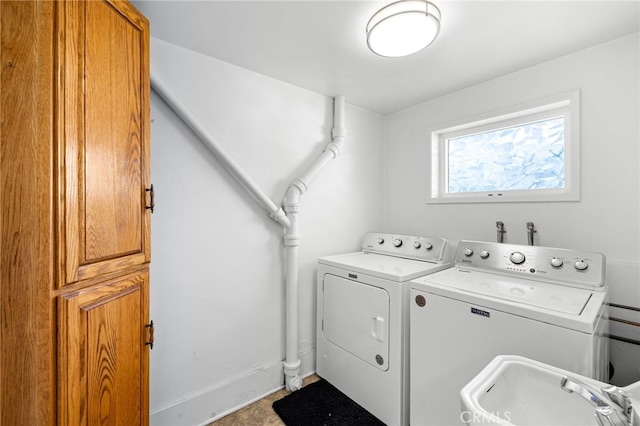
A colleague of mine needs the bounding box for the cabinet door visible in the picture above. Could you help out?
[59,0,150,285]
[58,269,150,425]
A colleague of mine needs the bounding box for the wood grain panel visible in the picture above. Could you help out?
[2,1,150,424]
[58,269,150,425]
[87,285,142,424]
[0,1,56,424]
[60,0,150,284]
[59,0,84,285]
[84,0,143,262]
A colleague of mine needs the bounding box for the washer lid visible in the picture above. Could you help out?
[318,252,451,282]
[411,268,606,333]
[431,269,591,315]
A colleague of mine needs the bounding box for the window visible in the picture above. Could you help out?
[428,90,580,203]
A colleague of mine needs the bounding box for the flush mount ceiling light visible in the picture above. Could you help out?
[366,0,441,58]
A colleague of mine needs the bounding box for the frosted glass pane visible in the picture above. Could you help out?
[447,117,565,193]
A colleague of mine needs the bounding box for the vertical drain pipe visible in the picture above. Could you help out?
[283,96,346,390]
[150,71,345,392]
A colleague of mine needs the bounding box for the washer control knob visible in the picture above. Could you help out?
[424,242,433,250]
[377,238,385,245]
[463,247,473,257]
[573,259,588,271]
[550,257,564,268]
[509,251,526,264]
[413,241,422,249]
[393,238,403,248]
[479,250,490,259]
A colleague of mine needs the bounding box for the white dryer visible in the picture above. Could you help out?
[316,233,452,426]
[410,240,609,426]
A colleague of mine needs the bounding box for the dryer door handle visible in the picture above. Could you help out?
[372,316,386,342]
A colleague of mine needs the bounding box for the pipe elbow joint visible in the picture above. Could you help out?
[332,127,347,140]
[288,179,308,197]
[270,208,291,229]
[324,142,341,158]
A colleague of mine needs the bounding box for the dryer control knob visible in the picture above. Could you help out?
[413,241,422,249]
[424,242,433,250]
[573,259,589,271]
[377,238,385,245]
[479,250,490,259]
[393,239,403,247]
[463,247,473,256]
[550,257,564,267]
[509,251,526,264]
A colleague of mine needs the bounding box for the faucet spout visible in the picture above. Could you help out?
[561,376,610,407]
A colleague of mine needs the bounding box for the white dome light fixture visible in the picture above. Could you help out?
[366,0,441,58]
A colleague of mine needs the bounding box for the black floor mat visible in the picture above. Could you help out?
[272,379,386,426]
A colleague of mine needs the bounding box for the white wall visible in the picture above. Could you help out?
[383,33,639,302]
[148,32,639,424]
[148,39,384,424]
[383,33,640,385]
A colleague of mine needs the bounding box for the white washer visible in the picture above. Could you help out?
[410,240,609,426]
[317,233,452,426]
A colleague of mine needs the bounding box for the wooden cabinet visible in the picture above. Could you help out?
[59,0,151,285]
[58,270,150,425]
[1,1,151,424]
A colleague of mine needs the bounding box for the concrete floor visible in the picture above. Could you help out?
[208,375,320,426]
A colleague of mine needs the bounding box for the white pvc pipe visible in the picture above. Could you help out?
[282,215,302,390]
[282,96,346,391]
[150,71,346,393]
[150,71,290,229]
[288,96,346,195]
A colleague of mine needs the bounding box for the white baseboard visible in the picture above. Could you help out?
[150,348,316,426]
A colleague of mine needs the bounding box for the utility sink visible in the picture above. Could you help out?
[460,355,640,426]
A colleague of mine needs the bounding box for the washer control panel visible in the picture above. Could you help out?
[362,233,448,263]
[456,240,606,290]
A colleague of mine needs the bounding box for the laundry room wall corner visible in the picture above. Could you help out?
[147,38,384,425]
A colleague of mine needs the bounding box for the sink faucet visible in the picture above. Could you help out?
[496,221,506,243]
[526,221,536,246]
[561,376,637,426]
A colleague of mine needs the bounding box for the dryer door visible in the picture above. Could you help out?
[322,274,389,370]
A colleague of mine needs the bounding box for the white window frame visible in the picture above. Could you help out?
[428,90,580,204]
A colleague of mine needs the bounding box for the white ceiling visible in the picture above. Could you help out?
[132,0,640,115]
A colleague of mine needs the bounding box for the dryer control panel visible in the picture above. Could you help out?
[455,240,606,290]
[362,233,449,264]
